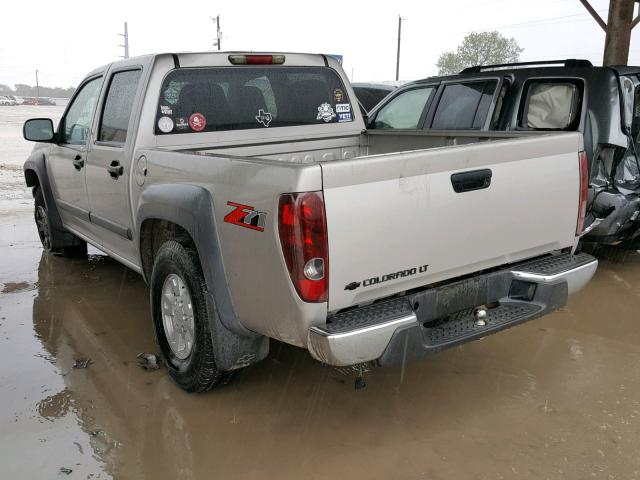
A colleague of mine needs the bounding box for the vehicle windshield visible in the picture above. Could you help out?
[155,66,354,134]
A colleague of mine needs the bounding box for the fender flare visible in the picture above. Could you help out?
[24,153,64,231]
[23,152,78,249]
[136,183,268,370]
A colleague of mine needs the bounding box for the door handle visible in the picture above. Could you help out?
[72,155,84,170]
[108,160,124,179]
[451,169,492,193]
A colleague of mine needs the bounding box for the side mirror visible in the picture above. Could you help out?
[23,118,55,142]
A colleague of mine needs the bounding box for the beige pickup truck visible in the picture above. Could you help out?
[22,52,597,392]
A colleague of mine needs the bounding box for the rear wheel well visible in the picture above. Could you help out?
[139,219,196,282]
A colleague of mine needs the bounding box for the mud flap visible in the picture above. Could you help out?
[205,292,269,371]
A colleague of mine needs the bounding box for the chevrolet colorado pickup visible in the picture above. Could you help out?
[22,52,597,392]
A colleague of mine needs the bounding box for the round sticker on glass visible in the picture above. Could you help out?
[157,116,174,133]
[189,113,206,132]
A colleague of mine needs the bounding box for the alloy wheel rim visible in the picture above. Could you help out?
[161,273,195,360]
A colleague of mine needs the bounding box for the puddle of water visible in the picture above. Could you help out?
[1,210,640,479]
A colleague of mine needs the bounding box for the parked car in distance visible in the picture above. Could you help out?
[352,82,397,112]
[22,52,596,392]
[22,97,38,105]
[367,59,640,247]
[38,97,56,106]
[0,95,16,105]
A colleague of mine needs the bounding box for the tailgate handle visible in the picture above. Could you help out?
[451,169,492,193]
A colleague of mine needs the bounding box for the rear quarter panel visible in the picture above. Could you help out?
[133,149,326,346]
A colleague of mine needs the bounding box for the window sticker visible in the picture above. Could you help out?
[189,113,206,132]
[337,112,353,122]
[255,109,273,127]
[334,88,344,103]
[317,102,336,122]
[164,86,179,105]
[160,105,173,115]
[157,116,174,133]
[335,103,350,113]
[175,117,189,130]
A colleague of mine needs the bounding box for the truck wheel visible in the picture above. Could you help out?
[34,187,86,256]
[150,240,235,393]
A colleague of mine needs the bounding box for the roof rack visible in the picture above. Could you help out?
[460,59,593,74]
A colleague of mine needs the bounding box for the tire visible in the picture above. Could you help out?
[150,240,235,393]
[34,187,87,257]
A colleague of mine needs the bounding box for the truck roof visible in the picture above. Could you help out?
[406,60,640,87]
[86,51,335,79]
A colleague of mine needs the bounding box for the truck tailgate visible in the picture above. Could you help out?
[321,133,582,312]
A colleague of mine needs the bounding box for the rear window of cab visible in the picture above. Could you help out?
[154,66,354,134]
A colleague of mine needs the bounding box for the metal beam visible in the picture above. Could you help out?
[579,0,607,31]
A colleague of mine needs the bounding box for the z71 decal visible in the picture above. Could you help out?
[224,202,267,232]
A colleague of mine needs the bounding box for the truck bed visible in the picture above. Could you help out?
[177,130,548,165]
[166,130,583,313]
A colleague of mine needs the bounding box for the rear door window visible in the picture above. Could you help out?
[431,81,497,130]
[99,69,142,144]
[372,87,435,129]
[519,80,582,130]
[155,67,354,134]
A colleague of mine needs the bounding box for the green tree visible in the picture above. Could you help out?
[437,31,524,75]
[11,83,75,98]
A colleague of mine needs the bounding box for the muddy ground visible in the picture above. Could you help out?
[1,107,640,479]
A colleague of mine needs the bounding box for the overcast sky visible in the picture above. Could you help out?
[0,0,638,88]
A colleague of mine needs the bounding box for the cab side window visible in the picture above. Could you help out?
[373,87,435,129]
[60,77,102,145]
[431,81,497,130]
[99,70,142,144]
[519,80,582,130]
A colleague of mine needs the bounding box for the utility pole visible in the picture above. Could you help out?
[580,0,639,65]
[395,15,403,81]
[119,22,129,59]
[35,69,39,104]
[212,15,222,50]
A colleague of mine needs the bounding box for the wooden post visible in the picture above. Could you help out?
[603,0,635,66]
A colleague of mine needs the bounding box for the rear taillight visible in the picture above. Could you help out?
[577,150,589,235]
[228,54,285,65]
[278,192,328,303]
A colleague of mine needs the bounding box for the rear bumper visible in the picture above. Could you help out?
[308,252,597,367]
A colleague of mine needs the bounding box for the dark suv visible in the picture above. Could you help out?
[367,60,640,246]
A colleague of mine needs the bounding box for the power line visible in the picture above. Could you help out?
[443,0,572,12]
[451,10,607,35]
[464,11,600,30]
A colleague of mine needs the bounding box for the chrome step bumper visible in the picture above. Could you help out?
[308,252,597,367]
